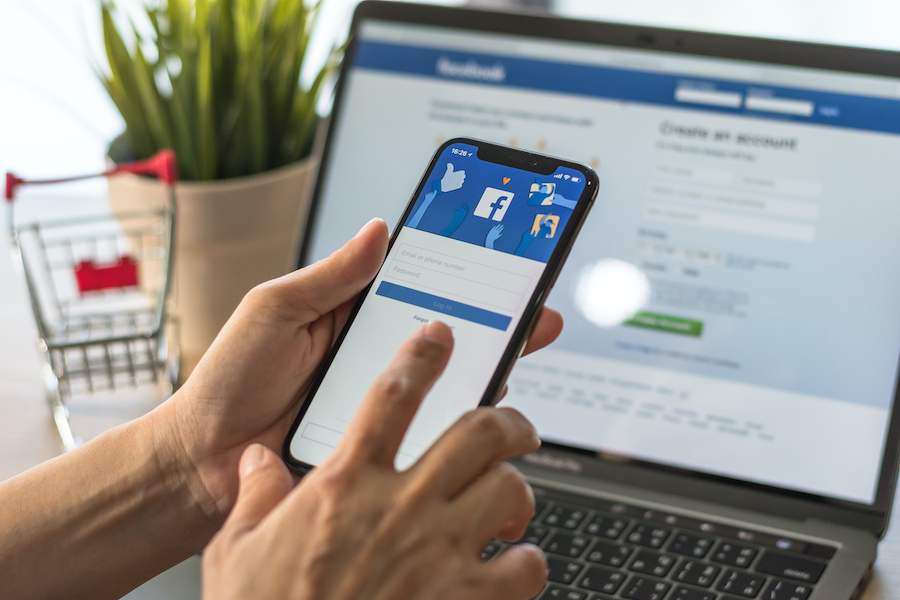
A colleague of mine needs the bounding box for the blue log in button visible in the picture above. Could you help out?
[375,281,512,331]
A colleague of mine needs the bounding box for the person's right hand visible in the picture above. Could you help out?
[202,321,547,600]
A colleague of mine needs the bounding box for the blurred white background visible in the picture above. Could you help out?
[2,0,899,179]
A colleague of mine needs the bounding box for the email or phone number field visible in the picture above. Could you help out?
[385,244,532,313]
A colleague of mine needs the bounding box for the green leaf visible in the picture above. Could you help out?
[98,0,336,180]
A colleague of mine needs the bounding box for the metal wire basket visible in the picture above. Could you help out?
[5,152,179,450]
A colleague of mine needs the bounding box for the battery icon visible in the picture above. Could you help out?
[572,177,580,183]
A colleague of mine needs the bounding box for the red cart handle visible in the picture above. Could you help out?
[5,150,178,202]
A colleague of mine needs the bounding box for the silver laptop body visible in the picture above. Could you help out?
[300,3,900,598]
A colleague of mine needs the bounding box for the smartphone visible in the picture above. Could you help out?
[283,138,597,473]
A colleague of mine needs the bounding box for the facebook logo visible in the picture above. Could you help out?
[473,187,514,221]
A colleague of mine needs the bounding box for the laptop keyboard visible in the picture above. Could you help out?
[481,486,836,600]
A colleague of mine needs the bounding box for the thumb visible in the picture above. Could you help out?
[221,444,294,539]
[444,163,455,176]
[261,217,389,324]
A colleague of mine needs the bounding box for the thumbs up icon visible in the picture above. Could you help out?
[440,163,466,193]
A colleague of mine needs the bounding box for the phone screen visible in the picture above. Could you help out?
[286,139,595,471]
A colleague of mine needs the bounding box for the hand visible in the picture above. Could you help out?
[159,218,563,524]
[203,322,548,600]
[485,223,504,248]
[440,203,469,236]
[440,162,466,193]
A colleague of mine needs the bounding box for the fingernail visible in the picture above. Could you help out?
[239,444,267,479]
[421,320,452,345]
[355,217,383,238]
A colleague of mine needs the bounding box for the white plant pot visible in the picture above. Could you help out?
[108,157,319,380]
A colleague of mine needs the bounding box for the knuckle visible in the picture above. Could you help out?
[370,371,415,401]
[241,280,277,308]
[462,409,510,448]
[310,460,358,499]
[493,463,531,501]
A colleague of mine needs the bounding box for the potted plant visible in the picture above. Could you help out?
[100,0,338,378]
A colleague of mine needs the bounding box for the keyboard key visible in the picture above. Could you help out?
[755,551,826,584]
[674,560,721,587]
[481,540,505,560]
[670,532,715,558]
[762,579,813,600]
[672,585,718,600]
[803,544,836,561]
[712,543,758,568]
[586,540,633,568]
[519,524,551,546]
[547,556,585,585]
[621,575,671,600]
[577,566,627,595]
[546,532,591,558]
[585,514,630,539]
[629,549,677,577]
[627,524,672,549]
[540,584,589,600]
[716,569,767,597]
[545,505,589,530]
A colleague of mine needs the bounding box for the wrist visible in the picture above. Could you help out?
[146,396,229,538]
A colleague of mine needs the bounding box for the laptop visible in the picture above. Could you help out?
[299,2,900,598]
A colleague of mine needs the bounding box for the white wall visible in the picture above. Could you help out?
[3,0,898,177]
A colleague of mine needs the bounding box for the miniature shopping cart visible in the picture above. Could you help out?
[5,151,179,450]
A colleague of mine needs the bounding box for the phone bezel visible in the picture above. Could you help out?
[283,137,597,474]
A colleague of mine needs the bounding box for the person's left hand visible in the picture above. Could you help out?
[157,217,563,525]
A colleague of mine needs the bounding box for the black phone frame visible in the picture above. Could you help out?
[284,137,598,474]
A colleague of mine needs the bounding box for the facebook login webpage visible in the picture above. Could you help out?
[290,141,587,470]
[306,21,900,503]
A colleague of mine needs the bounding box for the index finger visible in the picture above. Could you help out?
[334,321,454,467]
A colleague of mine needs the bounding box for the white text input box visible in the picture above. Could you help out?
[648,182,819,221]
[654,164,734,186]
[385,244,531,312]
[737,174,823,199]
[301,422,344,449]
[643,202,815,243]
[744,95,815,116]
[675,87,743,108]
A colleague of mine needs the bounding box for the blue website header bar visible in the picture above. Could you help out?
[353,40,900,136]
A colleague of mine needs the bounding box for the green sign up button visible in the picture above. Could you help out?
[624,312,704,337]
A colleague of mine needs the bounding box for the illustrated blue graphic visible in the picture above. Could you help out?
[404,143,586,263]
[528,180,555,205]
[407,163,467,228]
[530,214,559,238]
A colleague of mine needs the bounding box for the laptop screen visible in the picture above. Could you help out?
[303,6,900,506]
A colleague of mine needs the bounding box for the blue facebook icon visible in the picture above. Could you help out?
[473,187,514,221]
